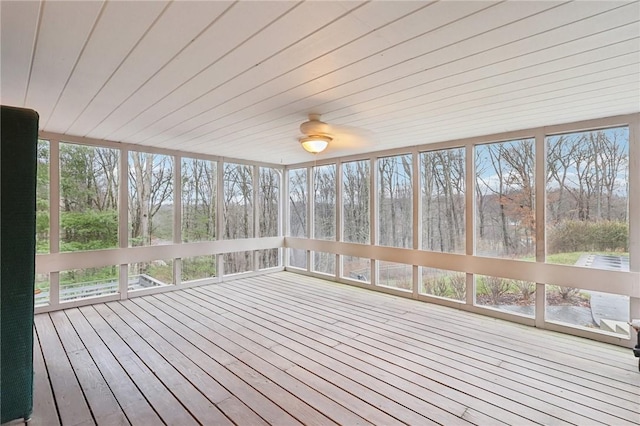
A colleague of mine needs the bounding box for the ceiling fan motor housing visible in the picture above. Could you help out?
[300,114,331,137]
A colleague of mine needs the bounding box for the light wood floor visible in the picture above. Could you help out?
[32,272,640,425]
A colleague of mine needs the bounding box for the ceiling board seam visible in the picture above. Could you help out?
[360,70,640,135]
[377,85,638,139]
[169,1,581,147]
[155,1,503,146]
[250,47,640,144]
[191,1,636,147]
[218,44,640,146]
[133,0,436,145]
[285,2,632,130]
[43,0,108,129]
[101,1,304,141]
[79,0,238,138]
[22,0,44,107]
[187,13,639,147]
[406,101,639,144]
[211,71,639,151]
[60,0,174,135]
[325,38,640,127]
[217,54,640,149]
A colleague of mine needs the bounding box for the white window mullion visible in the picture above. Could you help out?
[119,148,129,299]
[335,159,342,280]
[534,129,546,327]
[307,165,313,271]
[412,148,420,298]
[628,115,640,324]
[283,168,290,267]
[253,165,260,271]
[173,156,182,285]
[216,159,224,281]
[370,157,378,286]
[49,139,60,308]
[465,144,475,306]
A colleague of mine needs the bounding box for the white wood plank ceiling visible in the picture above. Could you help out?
[2,1,639,165]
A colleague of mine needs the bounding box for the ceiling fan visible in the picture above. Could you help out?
[298,113,372,154]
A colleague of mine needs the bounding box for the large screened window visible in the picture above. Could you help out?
[342,160,370,244]
[259,167,280,238]
[129,259,173,289]
[378,154,412,248]
[32,114,639,346]
[289,168,307,238]
[36,139,50,254]
[223,163,253,239]
[60,143,119,252]
[342,159,371,283]
[313,252,335,276]
[259,167,281,269]
[60,266,119,301]
[223,163,253,274]
[475,139,535,259]
[313,164,336,240]
[421,148,465,253]
[421,267,466,301]
[129,151,173,247]
[182,157,216,242]
[182,255,217,282]
[224,251,253,275]
[546,127,629,270]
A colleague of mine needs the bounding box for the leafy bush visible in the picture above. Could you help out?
[514,280,535,301]
[479,276,511,305]
[547,220,627,254]
[557,285,580,300]
[60,210,118,251]
[422,271,466,300]
[449,272,466,300]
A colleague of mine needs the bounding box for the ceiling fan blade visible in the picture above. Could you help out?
[329,124,375,149]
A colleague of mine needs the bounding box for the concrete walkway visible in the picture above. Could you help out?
[496,254,629,333]
[576,254,630,327]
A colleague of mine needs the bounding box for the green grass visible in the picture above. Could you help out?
[545,252,583,265]
[546,251,629,266]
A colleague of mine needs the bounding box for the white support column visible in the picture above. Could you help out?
[119,148,129,299]
[173,155,182,286]
[49,139,60,308]
[216,159,224,281]
[277,168,284,267]
[534,128,546,327]
[628,115,640,340]
[370,157,378,286]
[412,148,420,298]
[253,165,260,271]
[307,165,313,271]
[282,168,289,267]
[465,144,475,306]
[336,159,343,280]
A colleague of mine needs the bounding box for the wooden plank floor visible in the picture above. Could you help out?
[32,272,640,425]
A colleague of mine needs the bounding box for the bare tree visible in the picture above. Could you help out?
[259,167,280,268]
[182,158,216,242]
[314,164,336,240]
[476,139,534,257]
[223,163,253,273]
[129,152,173,246]
[343,160,369,243]
[421,149,465,253]
[379,155,412,248]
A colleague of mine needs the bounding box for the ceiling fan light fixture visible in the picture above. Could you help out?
[300,135,331,154]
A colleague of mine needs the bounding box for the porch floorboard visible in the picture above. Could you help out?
[32,272,639,425]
